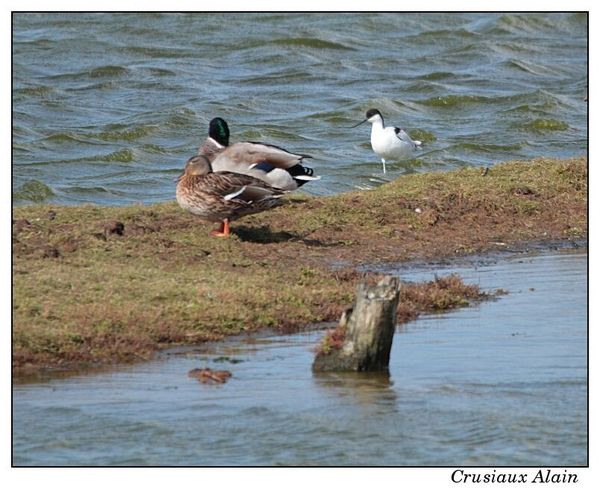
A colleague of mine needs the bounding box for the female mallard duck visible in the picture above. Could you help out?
[176,154,285,237]
[198,117,320,191]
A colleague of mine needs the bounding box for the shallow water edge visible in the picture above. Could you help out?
[12,248,587,466]
[13,239,586,385]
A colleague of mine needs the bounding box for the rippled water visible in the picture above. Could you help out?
[13,13,587,205]
[12,250,587,466]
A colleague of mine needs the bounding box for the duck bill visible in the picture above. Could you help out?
[350,119,368,128]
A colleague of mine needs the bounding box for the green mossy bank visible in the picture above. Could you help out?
[12,157,587,377]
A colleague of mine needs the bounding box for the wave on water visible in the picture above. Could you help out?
[89,65,129,78]
[237,70,317,86]
[404,28,480,42]
[260,127,312,143]
[147,67,176,77]
[45,69,115,82]
[233,36,355,52]
[409,129,437,143]
[163,108,198,129]
[448,142,525,153]
[36,125,159,149]
[92,124,158,142]
[13,37,56,47]
[119,45,199,58]
[13,180,55,202]
[98,148,136,163]
[14,85,56,97]
[42,133,101,145]
[418,71,456,81]
[506,59,570,78]
[487,13,574,36]
[501,102,559,116]
[60,185,126,196]
[141,144,168,154]
[270,37,356,51]
[515,119,569,133]
[419,94,492,108]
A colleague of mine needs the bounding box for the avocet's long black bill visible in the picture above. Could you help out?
[349,119,368,128]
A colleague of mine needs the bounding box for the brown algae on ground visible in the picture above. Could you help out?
[317,273,496,357]
[12,157,587,376]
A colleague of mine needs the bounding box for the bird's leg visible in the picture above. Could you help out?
[210,218,230,237]
[381,159,387,174]
[210,221,224,235]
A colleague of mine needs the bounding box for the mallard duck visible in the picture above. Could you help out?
[352,108,422,173]
[176,154,285,237]
[197,117,229,161]
[199,117,320,191]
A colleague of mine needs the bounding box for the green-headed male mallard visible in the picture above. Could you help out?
[176,154,285,237]
[198,117,230,161]
[198,117,320,191]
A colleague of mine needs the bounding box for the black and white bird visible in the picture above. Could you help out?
[352,108,422,173]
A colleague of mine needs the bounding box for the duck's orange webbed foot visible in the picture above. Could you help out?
[210,219,230,237]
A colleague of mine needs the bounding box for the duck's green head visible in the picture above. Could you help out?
[208,117,230,146]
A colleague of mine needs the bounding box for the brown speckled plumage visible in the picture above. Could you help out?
[176,155,285,226]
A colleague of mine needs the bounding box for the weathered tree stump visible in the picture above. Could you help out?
[312,275,401,372]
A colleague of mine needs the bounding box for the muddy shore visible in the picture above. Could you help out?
[12,156,587,378]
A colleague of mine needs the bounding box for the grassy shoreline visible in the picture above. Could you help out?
[12,156,587,378]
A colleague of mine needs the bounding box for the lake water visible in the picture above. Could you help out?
[13,12,587,205]
[12,250,587,466]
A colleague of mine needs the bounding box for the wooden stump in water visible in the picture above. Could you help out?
[312,275,401,372]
